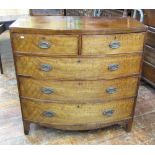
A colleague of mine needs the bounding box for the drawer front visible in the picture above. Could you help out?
[12,33,78,55]
[82,33,145,55]
[145,29,155,48]
[144,45,155,66]
[22,98,134,125]
[19,77,138,102]
[16,54,142,80]
[142,61,155,84]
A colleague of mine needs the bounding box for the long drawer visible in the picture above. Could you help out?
[19,76,138,102]
[16,54,142,80]
[22,98,134,126]
[82,33,145,55]
[12,34,78,55]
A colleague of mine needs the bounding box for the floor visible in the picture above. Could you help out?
[0,31,155,145]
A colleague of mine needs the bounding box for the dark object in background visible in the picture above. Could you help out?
[29,9,65,16]
[142,10,155,87]
[0,54,3,74]
[144,10,155,27]
[0,24,5,34]
[29,9,130,17]
[0,24,4,74]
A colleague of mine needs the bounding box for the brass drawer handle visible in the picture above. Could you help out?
[38,40,51,49]
[40,64,52,72]
[106,87,117,94]
[109,41,120,49]
[41,87,54,94]
[103,109,114,117]
[108,64,119,71]
[42,111,56,117]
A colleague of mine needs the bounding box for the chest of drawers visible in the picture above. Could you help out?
[9,16,146,135]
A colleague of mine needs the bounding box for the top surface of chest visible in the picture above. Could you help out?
[10,16,146,34]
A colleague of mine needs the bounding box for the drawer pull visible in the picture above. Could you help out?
[41,87,54,94]
[108,64,119,71]
[38,40,51,49]
[109,41,120,49]
[40,64,52,72]
[106,87,117,94]
[103,109,114,117]
[42,111,56,117]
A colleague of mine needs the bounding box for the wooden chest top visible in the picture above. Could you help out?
[10,16,146,34]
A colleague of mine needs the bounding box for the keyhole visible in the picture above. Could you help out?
[78,82,82,85]
[77,59,81,63]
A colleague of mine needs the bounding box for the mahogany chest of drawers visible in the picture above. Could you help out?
[142,10,155,87]
[10,16,146,134]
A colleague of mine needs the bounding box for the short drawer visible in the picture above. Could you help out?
[16,54,142,80]
[82,33,145,55]
[12,33,78,55]
[19,76,138,102]
[22,98,134,126]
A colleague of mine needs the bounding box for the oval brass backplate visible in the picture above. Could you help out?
[38,40,51,49]
[40,64,52,72]
[42,111,56,117]
[102,109,114,117]
[41,87,54,94]
[109,41,120,49]
[106,87,117,94]
[108,64,119,71]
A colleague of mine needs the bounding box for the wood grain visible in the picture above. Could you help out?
[142,61,155,84]
[145,28,155,48]
[9,16,146,133]
[19,76,138,102]
[22,98,134,130]
[143,45,155,66]
[142,10,155,88]
[12,33,78,55]
[9,16,146,35]
[82,33,145,55]
[144,10,155,27]
[16,54,142,80]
